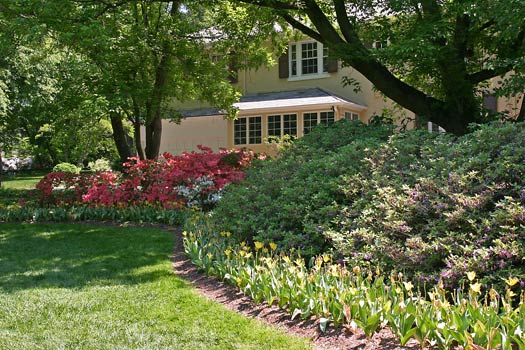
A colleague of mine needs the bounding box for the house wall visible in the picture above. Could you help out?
[142,115,228,155]
[494,94,523,119]
[157,41,522,156]
[237,62,409,123]
[158,56,413,155]
[226,107,348,157]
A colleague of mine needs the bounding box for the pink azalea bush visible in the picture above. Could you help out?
[36,146,259,209]
[36,172,96,206]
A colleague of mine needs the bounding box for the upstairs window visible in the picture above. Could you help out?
[279,41,337,79]
[290,42,325,77]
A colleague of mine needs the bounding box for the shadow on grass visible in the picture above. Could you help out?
[0,223,184,292]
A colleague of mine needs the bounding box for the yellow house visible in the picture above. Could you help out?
[154,39,523,155]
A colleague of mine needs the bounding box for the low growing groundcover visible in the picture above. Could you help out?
[0,223,311,350]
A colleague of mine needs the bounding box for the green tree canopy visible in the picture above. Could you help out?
[1,0,286,162]
[235,0,525,134]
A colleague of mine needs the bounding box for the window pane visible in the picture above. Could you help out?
[303,112,318,135]
[283,114,297,136]
[234,118,247,145]
[320,111,335,125]
[268,115,282,137]
[301,42,318,75]
[249,116,262,144]
[345,112,359,121]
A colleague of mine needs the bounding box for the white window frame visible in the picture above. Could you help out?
[234,116,263,145]
[267,113,298,139]
[288,40,330,81]
[345,111,360,121]
[302,110,335,135]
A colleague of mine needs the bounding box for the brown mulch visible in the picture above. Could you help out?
[170,228,421,350]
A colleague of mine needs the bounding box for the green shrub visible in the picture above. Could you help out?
[329,122,525,288]
[88,158,112,172]
[52,162,81,174]
[0,204,186,225]
[211,120,393,258]
[213,120,525,289]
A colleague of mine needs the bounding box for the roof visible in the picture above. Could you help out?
[179,88,367,118]
[178,107,223,118]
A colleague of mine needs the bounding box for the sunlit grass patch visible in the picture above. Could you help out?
[0,223,311,350]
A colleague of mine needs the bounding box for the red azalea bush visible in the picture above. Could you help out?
[36,146,259,209]
[36,172,96,206]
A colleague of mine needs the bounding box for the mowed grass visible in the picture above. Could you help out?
[0,171,45,206]
[0,223,311,350]
[0,171,45,190]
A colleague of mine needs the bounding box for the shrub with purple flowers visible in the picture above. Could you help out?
[329,122,525,288]
[213,120,525,289]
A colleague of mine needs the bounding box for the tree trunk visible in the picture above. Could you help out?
[517,94,525,122]
[144,47,170,159]
[145,116,162,159]
[143,1,179,159]
[133,117,145,160]
[110,111,135,164]
[131,99,146,160]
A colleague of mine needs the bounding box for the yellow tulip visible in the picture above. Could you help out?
[269,242,277,251]
[403,281,414,291]
[254,241,264,250]
[467,271,476,281]
[470,282,482,294]
[505,277,519,287]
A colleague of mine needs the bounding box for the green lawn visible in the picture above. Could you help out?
[0,171,45,206]
[0,223,311,350]
[0,170,45,190]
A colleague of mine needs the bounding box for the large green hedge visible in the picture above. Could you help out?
[212,120,393,257]
[212,120,525,288]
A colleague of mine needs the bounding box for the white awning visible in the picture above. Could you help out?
[233,88,367,114]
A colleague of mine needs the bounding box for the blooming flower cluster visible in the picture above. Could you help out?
[36,146,258,209]
[184,213,525,349]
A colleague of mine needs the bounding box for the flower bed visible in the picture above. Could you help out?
[0,204,185,225]
[183,214,525,350]
[36,146,258,209]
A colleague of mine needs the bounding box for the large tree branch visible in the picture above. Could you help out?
[333,0,360,44]
[468,65,513,84]
[281,13,323,42]
[299,0,442,119]
[453,13,470,58]
[302,0,342,43]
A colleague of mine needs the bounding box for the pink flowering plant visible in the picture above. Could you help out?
[36,146,258,209]
[36,172,96,206]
